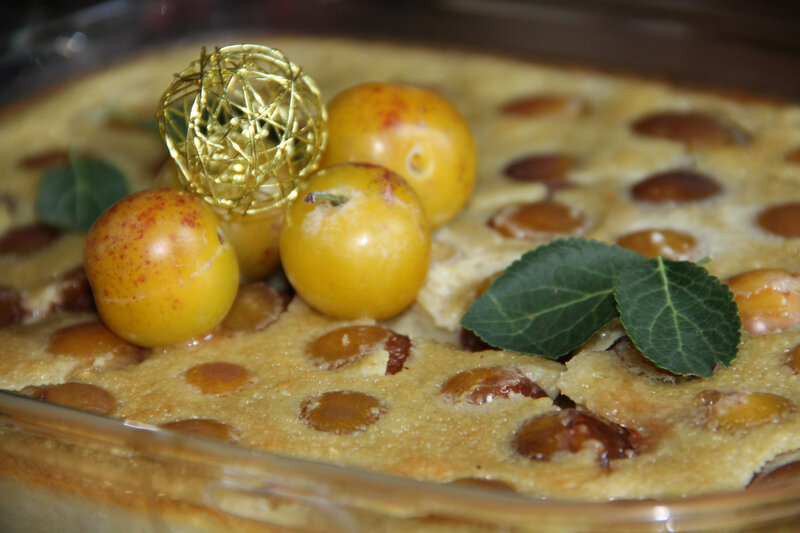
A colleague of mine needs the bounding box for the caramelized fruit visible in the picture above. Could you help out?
[788,344,800,374]
[0,286,24,327]
[30,383,115,415]
[500,95,587,117]
[0,223,61,257]
[693,390,793,431]
[308,325,411,374]
[726,268,800,334]
[441,366,546,405]
[616,228,699,260]
[221,282,288,334]
[161,418,238,442]
[489,200,586,239]
[514,409,636,466]
[300,390,386,434]
[308,325,391,370]
[449,477,516,492]
[384,332,412,375]
[503,154,574,191]
[632,111,745,147]
[757,203,800,238]
[631,169,721,203]
[50,267,96,314]
[184,362,251,396]
[46,321,144,369]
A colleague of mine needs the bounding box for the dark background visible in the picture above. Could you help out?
[3,0,800,99]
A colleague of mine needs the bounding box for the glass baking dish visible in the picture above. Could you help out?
[3,389,800,533]
[2,1,800,531]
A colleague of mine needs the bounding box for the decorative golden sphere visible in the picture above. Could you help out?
[157,44,327,214]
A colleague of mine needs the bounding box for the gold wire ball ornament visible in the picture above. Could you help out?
[156,44,327,215]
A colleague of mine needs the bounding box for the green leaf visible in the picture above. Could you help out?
[614,257,741,377]
[35,155,129,232]
[461,238,649,358]
[460,238,743,378]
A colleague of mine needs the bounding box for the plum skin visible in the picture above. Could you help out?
[84,188,239,347]
[280,163,431,320]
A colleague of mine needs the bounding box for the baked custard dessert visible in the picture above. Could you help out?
[2,35,800,515]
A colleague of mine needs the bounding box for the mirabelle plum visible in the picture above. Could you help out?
[616,228,699,261]
[726,268,800,334]
[489,200,586,239]
[300,390,386,434]
[631,111,745,147]
[47,321,144,371]
[514,409,637,466]
[630,169,722,204]
[693,390,794,431]
[788,344,800,374]
[279,163,431,320]
[84,188,239,347]
[184,362,251,396]
[320,83,477,228]
[29,383,116,415]
[440,366,546,405]
[156,160,282,280]
[308,325,391,370]
[0,286,24,327]
[160,418,238,442]
[220,210,283,281]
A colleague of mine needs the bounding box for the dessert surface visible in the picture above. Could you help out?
[2,35,800,503]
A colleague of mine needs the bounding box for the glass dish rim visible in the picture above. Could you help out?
[3,2,800,529]
[3,389,800,529]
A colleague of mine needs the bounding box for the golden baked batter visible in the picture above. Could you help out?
[2,36,800,503]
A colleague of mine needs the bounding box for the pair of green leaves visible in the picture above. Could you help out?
[35,153,129,232]
[460,238,741,377]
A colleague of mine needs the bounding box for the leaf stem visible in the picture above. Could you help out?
[303,191,348,206]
